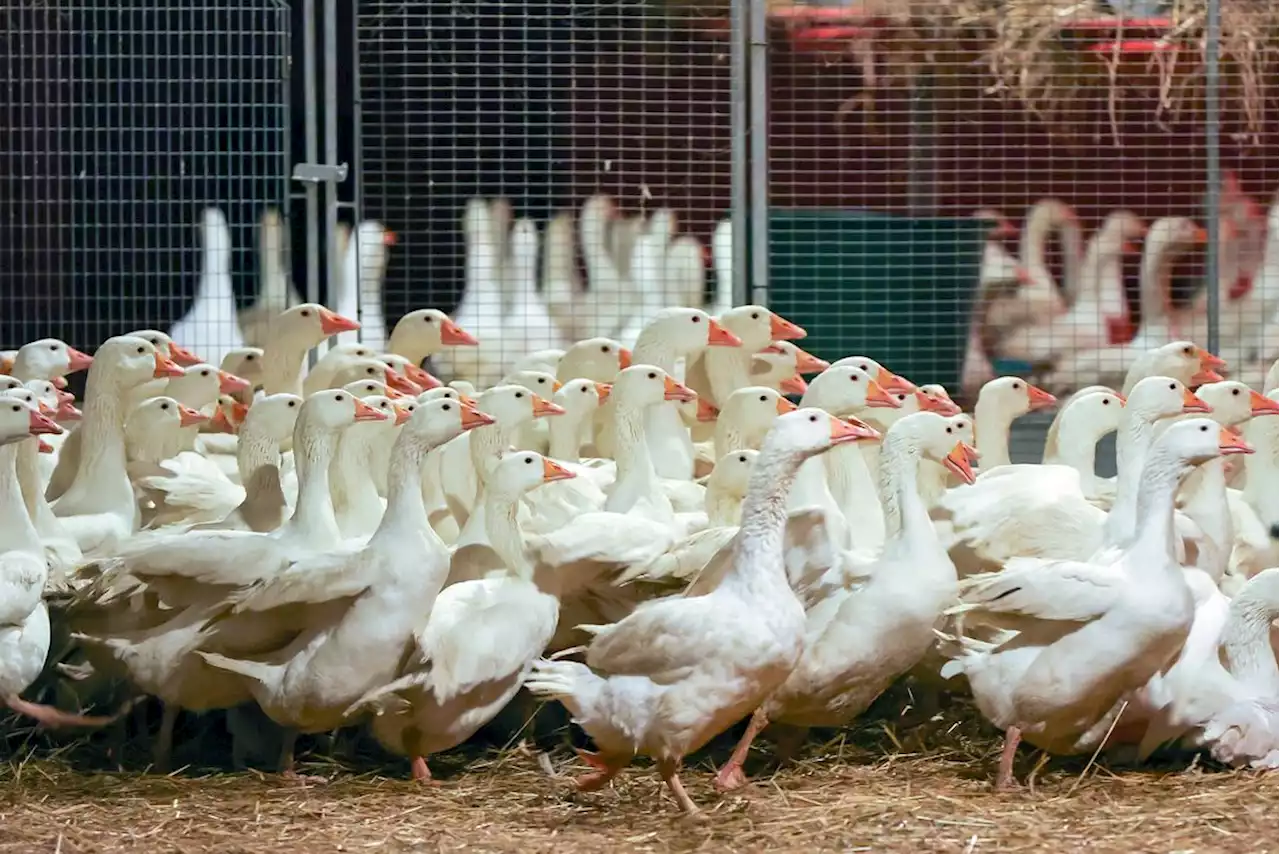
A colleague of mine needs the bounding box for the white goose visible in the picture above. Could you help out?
[168,207,246,370]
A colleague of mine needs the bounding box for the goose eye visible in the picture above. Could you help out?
[10,405,18,412]
[366,384,375,392]
[334,394,344,401]
[1012,382,1022,390]
[287,401,296,407]
[49,343,58,351]
[1102,399,1110,405]
[759,395,767,402]
[301,310,311,317]
[600,345,610,353]
[647,372,657,380]
[525,456,534,464]
[423,315,433,323]
[245,354,256,361]
[161,403,170,410]
[442,403,451,411]
[808,414,818,422]
[537,377,546,384]
[580,386,588,393]
[1169,383,1177,390]
[1200,424,1209,432]
[201,370,210,377]
[515,392,524,399]
[691,316,701,323]
[946,426,952,433]
[366,367,376,375]
[137,346,146,354]
[1183,346,1193,355]
[849,375,859,382]
[1232,388,1241,396]
[738,455,747,462]
[750,312,760,320]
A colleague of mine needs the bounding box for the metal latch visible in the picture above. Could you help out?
[292,163,349,184]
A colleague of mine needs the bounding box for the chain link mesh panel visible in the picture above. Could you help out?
[0,1,292,358]
[358,0,733,388]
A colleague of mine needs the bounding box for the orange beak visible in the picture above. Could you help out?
[210,407,234,433]
[943,441,980,485]
[917,390,962,416]
[878,368,915,394]
[775,396,798,415]
[406,364,442,390]
[705,318,744,347]
[595,382,612,404]
[1015,266,1036,286]
[1122,240,1144,255]
[780,374,808,396]
[383,229,398,246]
[66,347,94,373]
[1197,347,1228,371]
[52,376,68,390]
[1218,425,1254,456]
[1181,387,1212,414]
[218,371,252,394]
[550,379,564,393]
[793,347,830,375]
[36,400,56,417]
[351,397,388,422]
[768,313,807,341]
[27,408,62,436]
[0,356,12,374]
[830,415,880,445]
[385,369,420,396]
[541,457,578,483]
[662,375,697,403]
[991,220,1019,240]
[383,385,410,400]
[168,342,202,367]
[153,352,184,378]
[178,404,209,428]
[460,405,495,430]
[319,308,361,336]
[56,400,82,421]
[864,379,902,409]
[1249,389,1280,416]
[55,389,75,405]
[393,404,413,426]
[617,347,633,369]
[440,318,479,346]
[1191,225,1210,245]
[759,343,785,356]
[457,393,478,408]
[37,438,54,454]
[696,397,719,423]
[1026,383,1057,410]
[531,394,567,417]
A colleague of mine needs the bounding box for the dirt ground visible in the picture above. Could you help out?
[2,717,1276,854]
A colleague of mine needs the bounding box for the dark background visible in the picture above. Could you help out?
[2,1,1276,353]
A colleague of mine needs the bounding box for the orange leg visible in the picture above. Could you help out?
[657,758,699,816]
[994,726,1022,792]
[714,707,769,792]
[410,755,440,786]
[573,748,629,792]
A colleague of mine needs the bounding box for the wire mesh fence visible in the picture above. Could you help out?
[0,0,1276,406]
[0,1,291,360]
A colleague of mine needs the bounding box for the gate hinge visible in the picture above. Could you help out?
[292,163,349,184]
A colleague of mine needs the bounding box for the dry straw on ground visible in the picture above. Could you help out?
[1,703,1276,854]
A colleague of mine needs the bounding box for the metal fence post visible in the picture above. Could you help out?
[748,0,770,308]
[730,0,749,309]
[1204,0,1222,356]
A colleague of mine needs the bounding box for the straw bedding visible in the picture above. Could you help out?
[1,694,1275,853]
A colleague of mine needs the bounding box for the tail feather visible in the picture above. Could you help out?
[525,658,596,707]
[196,650,278,687]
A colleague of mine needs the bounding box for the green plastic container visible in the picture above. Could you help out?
[767,210,989,391]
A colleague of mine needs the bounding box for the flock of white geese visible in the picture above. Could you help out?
[0,266,1277,816]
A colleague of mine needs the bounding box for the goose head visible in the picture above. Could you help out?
[391,308,479,351]
[24,379,81,423]
[379,352,441,391]
[1142,341,1227,389]
[126,329,201,367]
[340,394,407,436]
[94,336,185,390]
[0,394,61,446]
[753,341,830,396]
[1127,376,1212,425]
[871,384,964,430]
[220,347,264,386]
[129,396,209,437]
[706,448,758,501]
[240,393,303,443]
[449,379,478,399]
[400,395,494,449]
[502,370,562,400]
[611,365,696,410]
[830,355,914,394]
[0,385,59,428]
[167,363,251,408]
[11,338,93,382]
[555,377,611,418]
[1096,210,1148,256]
[343,379,397,400]
[0,376,25,392]
[801,364,900,415]
[477,384,565,427]
[1193,380,1280,428]
[330,357,417,396]
[764,408,881,462]
[975,376,1057,420]
[887,411,981,485]
[558,337,631,383]
[721,386,796,438]
[301,388,390,431]
[1054,388,1126,442]
[316,342,378,369]
[490,450,577,499]
[276,303,361,347]
[639,307,743,356]
[1153,418,1254,475]
[916,384,962,415]
[351,220,396,282]
[418,386,470,406]
[972,208,1019,240]
[716,305,806,352]
[210,396,251,433]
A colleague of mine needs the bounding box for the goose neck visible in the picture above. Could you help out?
[1222,573,1280,687]
[330,427,383,515]
[727,446,803,591]
[704,347,751,405]
[484,489,534,581]
[470,421,518,488]
[262,342,309,396]
[974,401,1014,470]
[632,335,679,374]
[877,433,927,541]
[236,428,281,484]
[1054,417,1104,489]
[286,420,340,540]
[0,445,41,554]
[612,403,659,490]
[1125,447,1185,565]
[73,377,131,495]
[370,435,439,547]
[547,409,590,462]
